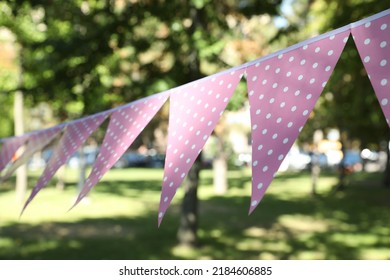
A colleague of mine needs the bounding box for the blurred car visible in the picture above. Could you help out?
[67,146,99,168]
[113,152,149,168]
[147,154,166,168]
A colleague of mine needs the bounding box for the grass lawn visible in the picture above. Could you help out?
[0,167,389,260]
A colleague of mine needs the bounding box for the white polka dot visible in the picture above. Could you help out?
[286,71,292,77]
[298,75,303,80]
[255,62,260,67]
[262,79,267,85]
[364,38,371,45]
[310,78,315,84]
[262,129,268,135]
[251,200,258,207]
[287,122,293,128]
[382,98,388,106]
[278,154,284,161]
[278,54,283,59]
[169,182,174,187]
[280,102,286,108]
[291,106,297,112]
[263,166,268,172]
[300,59,306,65]
[252,76,258,82]
[265,65,270,70]
[303,44,308,50]
[365,22,371,28]
[380,41,387,48]
[257,183,263,189]
[303,110,309,116]
[272,133,278,139]
[253,160,258,167]
[268,149,273,156]
[329,35,335,40]
[289,56,294,62]
[259,94,264,100]
[381,23,387,30]
[275,68,281,73]
[252,124,258,130]
[269,98,275,104]
[159,212,163,218]
[306,93,312,100]
[312,62,318,69]
[266,113,272,119]
[181,173,186,178]
[283,138,289,144]
[276,117,282,123]
[380,59,387,67]
[364,56,370,63]
[325,66,331,72]
[322,82,327,88]
[257,144,263,151]
[381,79,388,86]
[272,83,278,88]
[328,50,334,56]
[295,90,301,96]
[343,37,349,43]
[256,109,261,115]
[283,86,289,92]
[315,47,320,53]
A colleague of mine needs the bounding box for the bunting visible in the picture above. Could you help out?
[351,11,390,127]
[0,126,63,182]
[21,112,109,213]
[246,29,350,213]
[158,70,244,225]
[0,9,389,225]
[72,93,169,208]
[0,135,29,173]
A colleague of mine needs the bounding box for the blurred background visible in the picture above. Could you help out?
[0,0,389,260]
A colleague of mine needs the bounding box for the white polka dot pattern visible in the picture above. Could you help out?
[1,126,63,181]
[351,13,390,126]
[73,94,169,208]
[247,29,350,214]
[21,113,109,214]
[0,135,29,173]
[157,70,244,226]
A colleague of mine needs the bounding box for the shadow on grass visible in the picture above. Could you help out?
[0,171,389,260]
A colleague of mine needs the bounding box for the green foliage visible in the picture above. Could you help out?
[0,0,282,126]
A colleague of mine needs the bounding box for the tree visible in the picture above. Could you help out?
[0,0,283,245]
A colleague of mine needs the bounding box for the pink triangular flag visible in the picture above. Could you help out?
[21,113,109,214]
[351,11,390,127]
[247,29,350,214]
[72,93,169,208]
[158,69,244,226]
[1,126,63,181]
[0,135,29,173]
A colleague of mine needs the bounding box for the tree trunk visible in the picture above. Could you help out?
[14,89,27,203]
[213,135,228,195]
[177,3,202,246]
[384,140,390,188]
[177,153,201,246]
